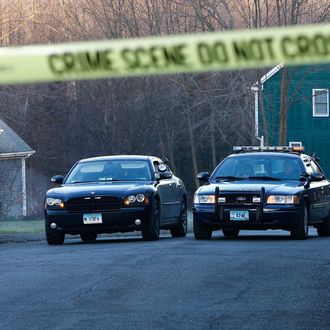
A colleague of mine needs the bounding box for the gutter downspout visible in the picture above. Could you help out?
[251,85,264,147]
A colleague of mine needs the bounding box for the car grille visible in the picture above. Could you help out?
[219,193,260,205]
[216,192,263,222]
[66,196,121,212]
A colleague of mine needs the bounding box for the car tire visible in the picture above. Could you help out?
[223,228,240,238]
[170,199,187,238]
[142,199,160,241]
[80,233,97,242]
[193,218,212,240]
[317,210,330,237]
[45,223,65,245]
[290,203,309,240]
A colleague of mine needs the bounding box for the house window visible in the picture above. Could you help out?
[313,89,329,117]
[289,142,302,147]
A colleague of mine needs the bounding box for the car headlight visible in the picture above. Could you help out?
[46,197,65,208]
[136,194,145,203]
[194,194,216,204]
[267,195,300,204]
[124,194,148,206]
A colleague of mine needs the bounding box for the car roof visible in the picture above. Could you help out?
[79,155,162,163]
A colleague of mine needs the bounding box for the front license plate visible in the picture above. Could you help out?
[83,213,102,224]
[230,210,249,221]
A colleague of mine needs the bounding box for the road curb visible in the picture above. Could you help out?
[0,233,45,244]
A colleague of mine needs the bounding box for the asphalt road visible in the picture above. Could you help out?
[1,228,330,330]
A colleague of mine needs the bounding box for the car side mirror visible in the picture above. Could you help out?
[51,175,64,184]
[310,172,324,182]
[159,171,172,180]
[197,171,210,183]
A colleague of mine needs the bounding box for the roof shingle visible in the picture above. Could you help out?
[0,118,34,155]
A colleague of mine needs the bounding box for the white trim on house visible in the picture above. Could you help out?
[260,64,284,87]
[22,158,27,217]
[0,151,35,159]
[312,88,329,117]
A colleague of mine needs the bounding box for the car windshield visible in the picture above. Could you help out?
[210,154,304,181]
[65,160,152,183]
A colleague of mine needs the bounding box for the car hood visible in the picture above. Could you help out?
[46,181,154,200]
[197,180,303,195]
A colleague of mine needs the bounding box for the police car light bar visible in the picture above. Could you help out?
[233,146,305,153]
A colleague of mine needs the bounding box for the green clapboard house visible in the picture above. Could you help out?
[253,64,330,175]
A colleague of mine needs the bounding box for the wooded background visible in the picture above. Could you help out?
[0,0,329,216]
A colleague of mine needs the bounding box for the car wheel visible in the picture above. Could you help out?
[290,202,309,240]
[193,218,212,240]
[80,233,97,242]
[142,199,160,241]
[45,223,65,245]
[170,199,187,238]
[223,228,240,238]
[317,210,330,237]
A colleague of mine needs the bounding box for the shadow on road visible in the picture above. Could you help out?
[64,234,176,245]
[210,229,318,241]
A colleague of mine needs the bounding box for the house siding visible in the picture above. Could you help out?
[259,64,330,175]
[0,158,22,218]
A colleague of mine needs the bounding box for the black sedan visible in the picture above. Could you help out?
[44,155,187,244]
[193,146,330,240]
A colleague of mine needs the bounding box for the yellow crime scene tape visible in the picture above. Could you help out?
[0,23,329,84]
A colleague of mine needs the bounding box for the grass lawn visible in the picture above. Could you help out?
[0,220,44,234]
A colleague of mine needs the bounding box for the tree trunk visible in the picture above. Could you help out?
[210,108,217,168]
[185,108,199,189]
